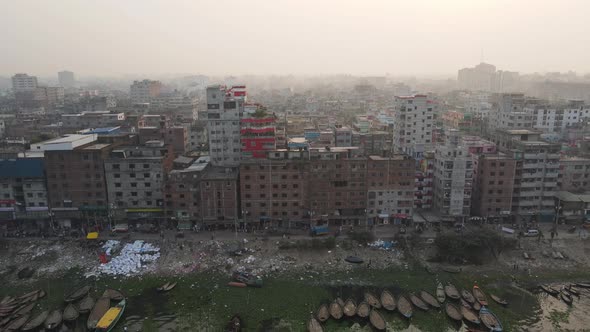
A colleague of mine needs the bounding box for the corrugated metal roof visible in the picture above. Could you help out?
[0,158,44,178]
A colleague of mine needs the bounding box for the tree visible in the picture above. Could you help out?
[434,229,516,265]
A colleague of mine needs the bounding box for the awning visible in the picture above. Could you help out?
[392,213,408,219]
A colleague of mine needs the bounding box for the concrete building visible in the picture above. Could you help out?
[104,141,174,222]
[415,151,435,209]
[554,191,590,224]
[138,126,188,156]
[334,126,353,147]
[0,158,49,222]
[472,154,517,217]
[58,71,75,88]
[187,121,208,152]
[241,106,276,159]
[130,80,162,104]
[61,111,126,129]
[526,103,590,133]
[393,95,436,159]
[43,136,112,216]
[165,156,209,224]
[433,130,474,221]
[199,166,239,226]
[493,129,560,219]
[558,157,590,193]
[206,85,246,167]
[366,155,415,224]
[12,73,38,92]
[240,158,308,227]
[458,63,519,92]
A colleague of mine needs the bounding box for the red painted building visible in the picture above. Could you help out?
[241,116,276,159]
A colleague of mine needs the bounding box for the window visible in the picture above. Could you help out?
[144,182,151,187]
[115,183,121,187]
[131,192,138,196]
[131,183,137,187]
[114,174,121,178]
[144,173,150,178]
[112,164,120,170]
[116,192,123,197]
[143,164,149,169]
[129,164,135,169]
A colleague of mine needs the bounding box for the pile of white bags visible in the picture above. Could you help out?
[98,240,160,276]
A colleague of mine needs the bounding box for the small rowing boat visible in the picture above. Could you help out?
[380,290,396,311]
[472,285,488,306]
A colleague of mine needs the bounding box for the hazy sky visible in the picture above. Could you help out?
[2,0,590,77]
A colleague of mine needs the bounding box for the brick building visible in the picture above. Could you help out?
[472,154,517,217]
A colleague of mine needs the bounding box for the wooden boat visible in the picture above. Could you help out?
[316,304,329,322]
[65,285,90,302]
[540,284,559,296]
[442,266,462,273]
[369,309,386,330]
[157,281,178,292]
[63,303,79,321]
[461,289,476,304]
[13,303,35,317]
[102,289,124,301]
[490,294,508,306]
[5,314,29,331]
[472,300,481,311]
[364,292,381,308]
[307,316,323,332]
[344,256,364,264]
[21,310,48,331]
[479,307,503,332]
[460,298,472,309]
[436,283,446,303]
[95,299,126,332]
[343,299,356,317]
[420,291,440,308]
[224,314,242,332]
[0,296,13,304]
[356,301,370,318]
[444,284,460,300]
[44,309,63,330]
[380,290,396,311]
[576,282,590,288]
[445,302,462,321]
[409,293,429,311]
[336,298,344,307]
[560,292,573,305]
[228,282,247,288]
[78,295,95,313]
[329,300,343,320]
[37,290,46,299]
[17,290,39,300]
[0,315,13,328]
[567,285,580,296]
[472,286,488,306]
[461,306,480,324]
[397,295,413,318]
[87,297,111,330]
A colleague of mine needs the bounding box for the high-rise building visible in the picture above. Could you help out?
[241,104,276,159]
[472,154,517,218]
[206,85,246,167]
[130,80,162,104]
[58,70,75,88]
[11,73,38,92]
[393,95,436,159]
[433,130,474,222]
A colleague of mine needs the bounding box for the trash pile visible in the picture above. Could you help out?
[102,240,121,256]
[95,240,161,276]
[368,239,396,250]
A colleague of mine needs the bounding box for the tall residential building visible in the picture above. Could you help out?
[0,158,48,221]
[493,129,560,220]
[11,73,38,92]
[458,63,519,92]
[58,70,75,88]
[433,130,474,221]
[240,103,276,159]
[104,141,174,221]
[40,135,112,216]
[206,85,246,167]
[130,80,163,104]
[472,154,517,217]
[393,95,436,159]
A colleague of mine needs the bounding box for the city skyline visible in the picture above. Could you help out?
[2,0,590,77]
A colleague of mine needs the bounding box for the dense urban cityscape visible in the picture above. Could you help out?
[2,1,590,331]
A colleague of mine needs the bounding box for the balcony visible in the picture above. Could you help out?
[523,163,539,169]
[545,172,559,178]
[522,172,538,179]
[520,181,537,188]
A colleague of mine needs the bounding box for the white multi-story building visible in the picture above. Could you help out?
[130,80,162,104]
[12,73,38,92]
[206,85,246,167]
[527,104,590,133]
[433,130,474,221]
[393,95,436,159]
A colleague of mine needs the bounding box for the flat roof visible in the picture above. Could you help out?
[503,129,540,135]
[83,143,111,150]
[368,155,409,161]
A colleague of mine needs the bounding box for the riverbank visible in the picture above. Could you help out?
[1,233,589,331]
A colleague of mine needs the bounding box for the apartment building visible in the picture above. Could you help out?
[165,157,209,222]
[393,95,436,159]
[206,85,246,167]
[104,141,174,221]
[199,167,239,225]
[130,80,162,104]
[558,157,590,193]
[241,108,276,159]
[433,130,474,221]
[0,158,48,222]
[472,154,517,217]
[415,151,435,209]
[12,73,38,92]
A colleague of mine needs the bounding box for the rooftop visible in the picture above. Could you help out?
[82,143,111,150]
